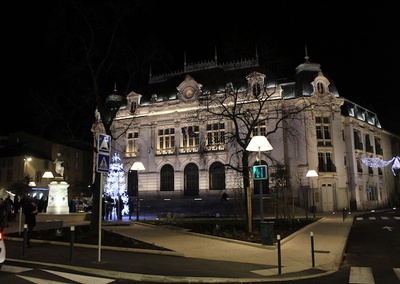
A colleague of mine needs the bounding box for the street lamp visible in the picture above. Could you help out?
[42,171,54,182]
[246,136,273,221]
[306,170,318,219]
[131,162,145,221]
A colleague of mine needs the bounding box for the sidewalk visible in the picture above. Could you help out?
[3,211,356,283]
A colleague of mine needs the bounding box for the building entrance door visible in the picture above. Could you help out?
[321,184,334,212]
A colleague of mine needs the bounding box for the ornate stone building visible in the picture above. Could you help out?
[92,51,400,214]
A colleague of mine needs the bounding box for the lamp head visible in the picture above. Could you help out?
[131,162,145,171]
[42,171,54,179]
[246,136,273,152]
[306,170,318,177]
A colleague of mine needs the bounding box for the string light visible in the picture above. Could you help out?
[104,153,129,214]
[361,156,400,176]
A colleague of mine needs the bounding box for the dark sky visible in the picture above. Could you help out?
[3,1,399,138]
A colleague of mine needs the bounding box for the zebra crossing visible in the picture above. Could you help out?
[0,264,116,283]
[349,267,400,284]
[355,215,400,221]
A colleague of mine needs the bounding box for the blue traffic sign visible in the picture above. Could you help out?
[97,153,110,173]
[98,133,111,153]
[253,165,267,180]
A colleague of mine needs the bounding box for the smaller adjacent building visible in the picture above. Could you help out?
[0,131,93,203]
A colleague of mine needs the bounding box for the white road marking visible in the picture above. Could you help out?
[43,269,115,284]
[1,264,33,273]
[17,275,69,284]
[349,266,375,284]
[394,268,400,280]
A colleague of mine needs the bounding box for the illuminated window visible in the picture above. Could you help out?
[126,132,139,156]
[158,128,175,155]
[181,125,199,153]
[206,122,225,150]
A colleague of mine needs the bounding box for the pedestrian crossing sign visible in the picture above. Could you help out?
[98,133,111,154]
[97,153,110,173]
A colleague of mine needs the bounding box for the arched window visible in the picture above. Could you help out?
[184,163,199,196]
[209,162,225,190]
[160,164,174,191]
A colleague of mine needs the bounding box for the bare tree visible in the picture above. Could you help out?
[36,1,170,232]
[199,80,311,232]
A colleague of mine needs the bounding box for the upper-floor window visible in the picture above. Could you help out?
[356,157,363,173]
[158,128,175,155]
[126,132,139,156]
[318,152,336,172]
[374,137,383,155]
[316,117,331,146]
[181,126,199,153]
[252,83,262,97]
[252,123,267,137]
[316,82,325,94]
[354,130,363,150]
[365,134,374,153]
[206,122,225,151]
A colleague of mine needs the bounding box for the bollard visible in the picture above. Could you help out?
[70,226,75,262]
[277,234,281,275]
[310,232,315,267]
[22,224,27,257]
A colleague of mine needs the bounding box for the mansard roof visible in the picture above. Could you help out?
[134,56,341,105]
[134,57,279,103]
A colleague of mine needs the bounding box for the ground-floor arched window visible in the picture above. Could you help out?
[209,162,225,190]
[160,164,174,191]
[184,163,199,196]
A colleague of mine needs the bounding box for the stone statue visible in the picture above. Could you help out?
[54,153,64,177]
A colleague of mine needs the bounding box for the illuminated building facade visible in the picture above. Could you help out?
[92,51,400,213]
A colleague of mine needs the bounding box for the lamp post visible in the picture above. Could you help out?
[306,170,318,219]
[246,136,273,221]
[131,161,145,221]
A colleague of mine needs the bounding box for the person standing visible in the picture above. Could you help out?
[24,199,38,248]
[128,197,135,220]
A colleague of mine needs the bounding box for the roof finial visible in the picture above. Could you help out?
[114,82,117,92]
[184,50,187,67]
[305,45,310,63]
[215,45,218,63]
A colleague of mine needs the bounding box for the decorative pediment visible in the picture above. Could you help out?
[177,75,202,102]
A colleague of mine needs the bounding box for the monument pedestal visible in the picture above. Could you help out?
[46,178,70,214]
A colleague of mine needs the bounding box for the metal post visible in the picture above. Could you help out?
[22,224,27,257]
[310,231,315,267]
[258,148,263,221]
[98,173,103,262]
[69,226,75,262]
[277,234,281,274]
[136,170,140,221]
[312,179,315,219]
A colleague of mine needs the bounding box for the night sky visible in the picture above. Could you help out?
[3,1,399,140]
